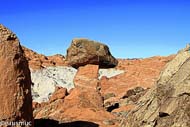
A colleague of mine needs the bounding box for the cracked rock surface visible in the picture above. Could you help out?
[126,44,190,127]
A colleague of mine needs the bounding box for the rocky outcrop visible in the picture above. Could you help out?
[33,64,120,127]
[23,46,67,70]
[32,55,174,127]
[126,45,190,127]
[100,55,174,99]
[31,64,124,103]
[66,38,118,68]
[0,24,33,126]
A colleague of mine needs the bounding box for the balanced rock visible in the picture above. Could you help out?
[0,24,33,126]
[66,38,118,68]
[126,44,190,127]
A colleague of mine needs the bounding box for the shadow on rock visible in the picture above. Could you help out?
[34,119,99,127]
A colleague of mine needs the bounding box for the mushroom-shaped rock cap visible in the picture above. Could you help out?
[66,38,118,68]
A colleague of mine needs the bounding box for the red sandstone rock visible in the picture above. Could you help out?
[0,24,33,126]
[34,87,116,126]
[63,88,103,109]
[34,87,118,126]
[100,55,174,99]
[49,86,67,102]
[32,102,41,110]
[32,54,174,127]
[74,64,99,89]
[47,54,66,66]
[33,64,120,126]
[22,46,67,70]
[32,56,174,126]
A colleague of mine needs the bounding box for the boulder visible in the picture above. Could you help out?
[66,38,118,68]
[126,44,190,127]
[49,86,68,102]
[0,24,33,126]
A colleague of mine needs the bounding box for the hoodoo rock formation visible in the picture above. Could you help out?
[66,38,118,68]
[0,24,33,126]
[126,45,190,127]
[31,44,173,127]
[74,64,99,89]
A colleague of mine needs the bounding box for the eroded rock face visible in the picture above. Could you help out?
[126,45,190,127]
[0,24,33,126]
[32,55,174,127]
[66,38,118,68]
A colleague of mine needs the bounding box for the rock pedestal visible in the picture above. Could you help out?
[74,64,99,89]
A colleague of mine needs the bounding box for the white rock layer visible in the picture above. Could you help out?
[99,68,125,79]
[31,66,77,102]
[31,66,124,103]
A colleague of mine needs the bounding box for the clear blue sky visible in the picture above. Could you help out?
[0,0,190,58]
